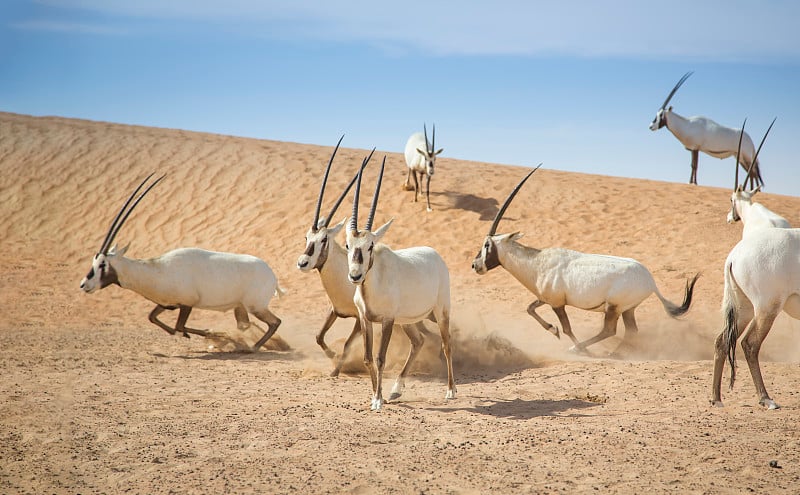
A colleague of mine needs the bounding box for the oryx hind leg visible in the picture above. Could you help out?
[252,308,282,351]
[572,304,619,352]
[412,172,420,202]
[741,309,780,409]
[711,297,753,406]
[234,306,251,331]
[552,306,580,347]
[389,322,426,401]
[436,309,456,400]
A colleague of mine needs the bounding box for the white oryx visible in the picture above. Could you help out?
[403,123,443,212]
[713,227,800,409]
[297,138,374,375]
[472,166,700,353]
[726,118,789,236]
[80,174,284,351]
[346,157,455,411]
[650,72,762,188]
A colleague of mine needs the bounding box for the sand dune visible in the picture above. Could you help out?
[1,112,799,493]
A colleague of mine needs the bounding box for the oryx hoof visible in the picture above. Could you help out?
[445,389,456,400]
[323,348,336,360]
[329,367,341,378]
[426,207,432,213]
[710,400,724,408]
[547,324,560,339]
[568,344,588,355]
[402,183,415,191]
[388,392,401,401]
[371,397,384,411]
[761,399,780,410]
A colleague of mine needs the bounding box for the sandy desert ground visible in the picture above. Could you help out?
[1,111,799,494]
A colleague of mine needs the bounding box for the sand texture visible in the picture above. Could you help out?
[1,112,799,493]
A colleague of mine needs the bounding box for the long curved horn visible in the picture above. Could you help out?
[660,71,693,111]
[747,117,776,185]
[734,118,747,189]
[431,123,436,153]
[99,173,155,254]
[365,156,385,232]
[324,147,375,227]
[104,174,165,254]
[350,162,362,233]
[423,123,431,152]
[488,164,541,236]
[312,135,344,230]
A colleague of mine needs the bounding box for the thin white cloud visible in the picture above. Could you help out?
[28,0,800,60]
[11,19,128,36]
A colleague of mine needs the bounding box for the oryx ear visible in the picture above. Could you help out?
[667,105,673,112]
[416,148,427,156]
[373,218,394,241]
[435,148,444,155]
[109,243,130,256]
[329,217,347,236]
[752,185,762,195]
[496,232,522,242]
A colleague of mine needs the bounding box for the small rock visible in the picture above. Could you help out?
[768,460,781,469]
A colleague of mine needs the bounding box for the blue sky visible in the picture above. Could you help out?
[3,1,799,196]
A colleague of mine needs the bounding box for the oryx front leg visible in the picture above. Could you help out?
[372,319,395,411]
[389,322,425,401]
[527,300,560,338]
[315,309,339,359]
[252,309,282,351]
[552,306,581,348]
[148,305,208,338]
[425,174,432,212]
[572,305,620,352]
[331,319,362,378]
[403,168,415,191]
[234,306,251,331]
[690,149,699,185]
[360,316,379,410]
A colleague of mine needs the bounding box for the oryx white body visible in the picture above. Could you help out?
[80,175,283,350]
[472,168,698,353]
[403,125,442,212]
[713,227,800,409]
[650,72,762,187]
[347,158,455,411]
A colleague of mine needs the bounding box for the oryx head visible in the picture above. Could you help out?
[416,123,443,176]
[649,71,692,131]
[345,156,393,285]
[80,174,164,293]
[472,165,540,274]
[728,118,774,223]
[297,137,376,272]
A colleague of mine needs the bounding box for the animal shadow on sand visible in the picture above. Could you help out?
[435,190,499,221]
[427,397,601,420]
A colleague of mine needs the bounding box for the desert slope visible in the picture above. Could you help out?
[1,112,799,493]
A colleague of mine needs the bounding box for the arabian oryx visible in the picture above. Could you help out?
[403,123,443,212]
[726,118,790,236]
[649,72,763,188]
[713,227,800,409]
[80,174,284,351]
[346,157,455,411]
[472,166,700,353]
[297,137,375,375]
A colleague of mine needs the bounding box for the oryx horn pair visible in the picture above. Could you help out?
[98,173,165,255]
[733,118,776,190]
[312,135,376,231]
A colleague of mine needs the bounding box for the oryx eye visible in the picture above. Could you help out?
[321,237,328,244]
[369,244,374,252]
[99,262,106,270]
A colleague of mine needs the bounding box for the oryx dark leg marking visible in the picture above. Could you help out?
[425,174,432,211]
[389,323,425,401]
[234,306,251,331]
[527,300,559,337]
[316,309,339,359]
[690,149,699,184]
[553,306,581,347]
[175,305,209,338]
[574,304,620,351]
[331,319,361,377]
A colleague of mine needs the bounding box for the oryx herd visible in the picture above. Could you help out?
[81,76,796,412]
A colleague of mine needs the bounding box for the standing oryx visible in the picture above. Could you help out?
[80,174,284,351]
[403,124,443,212]
[297,137,375,375]
[726,118,789,236]
[713,227,800,409]
[472,166,700,353]
[649,72,763,188]
[346,157,455,411]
